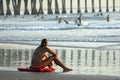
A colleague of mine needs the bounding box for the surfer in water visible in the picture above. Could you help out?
[30,38,72,72]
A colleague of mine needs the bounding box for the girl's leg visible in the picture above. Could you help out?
[42,56,72,72]
[42,56,54,68]
[47,62,53,68]
[53,57,72,72]
[42,55,53,68]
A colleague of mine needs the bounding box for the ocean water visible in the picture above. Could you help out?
[0,12,120,44]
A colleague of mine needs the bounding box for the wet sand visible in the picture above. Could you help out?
[0,70,120,80]
[0,43,120,80]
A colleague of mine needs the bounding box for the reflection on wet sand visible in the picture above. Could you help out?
[0,47,120,75]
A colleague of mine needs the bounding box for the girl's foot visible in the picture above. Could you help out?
[63,68,72,72]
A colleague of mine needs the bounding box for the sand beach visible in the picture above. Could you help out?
[0,70,120,80]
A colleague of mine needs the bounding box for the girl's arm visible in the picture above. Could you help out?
[46,47,57,57]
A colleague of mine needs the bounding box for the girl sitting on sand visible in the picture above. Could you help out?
[30,38,72,72]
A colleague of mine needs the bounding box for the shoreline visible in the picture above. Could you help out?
[0,41,119,50]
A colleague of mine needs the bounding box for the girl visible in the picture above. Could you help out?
[30,38,72,72]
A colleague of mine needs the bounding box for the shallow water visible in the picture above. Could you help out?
[0,47,120,76]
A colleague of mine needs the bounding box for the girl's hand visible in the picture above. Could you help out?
[53,54,57,57]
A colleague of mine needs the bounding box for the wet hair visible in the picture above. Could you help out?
[40,39,48,47]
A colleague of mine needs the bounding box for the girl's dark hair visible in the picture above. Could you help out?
[40,39,48,47]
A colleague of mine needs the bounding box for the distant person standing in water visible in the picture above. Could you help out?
[30,38,72,72]
[77,13,82,26]
[107,15,109,22]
